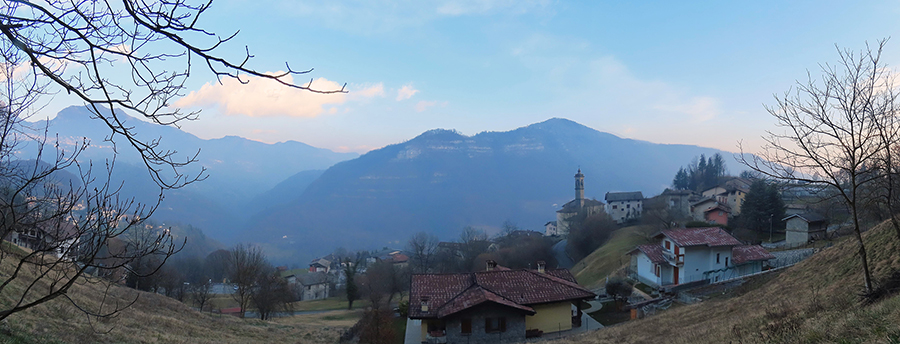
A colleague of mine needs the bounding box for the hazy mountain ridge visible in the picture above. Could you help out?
[246,118,746,263]
[30,106,358,242]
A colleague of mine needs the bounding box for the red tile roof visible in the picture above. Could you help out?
[409,268,594,319]
[660,227,742,247]
[628,244,666,264]
[732,245,775,264]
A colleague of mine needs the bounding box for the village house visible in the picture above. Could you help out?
[556,169,604,236]
[604,191,644,224]
[309,258,332,273]
[690,198,732,224]
[657,188,700,219]
[544,221,558,236]
[408,261,595,343]
[703,203,731,226]
[628,227,774,287]
[286,271,330,301]
[700,178,751,215]
[5,219,79,260]
[784,213,828,245]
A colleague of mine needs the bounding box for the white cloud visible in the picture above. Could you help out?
[415,100,447,112]
[352,83,386,98]
[397,84,420,101]
[174,73,346,118]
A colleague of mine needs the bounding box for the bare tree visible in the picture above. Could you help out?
[406,232,438,273]
[189,278,213,312]
[458,226,489,272]
[251,267,293,320]
[0,0,344,189]
[228,244,266,318]
[740,40,895,294]
[0,0,343,322]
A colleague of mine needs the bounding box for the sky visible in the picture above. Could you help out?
[39,0,900,154]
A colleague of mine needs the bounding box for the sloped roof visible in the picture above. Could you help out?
[782,212,826,223]
[658,227,742,247]
[296,272,329,286]
[732,245,775,264]
[409,268,594,319]
[557,198,605,213]
[704,203,732,214]
[628,244,666,264]
[605,191,644,202]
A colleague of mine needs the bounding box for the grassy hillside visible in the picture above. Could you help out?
[571,225,654,289]
[554,220,900,344]
[0,253,356,344]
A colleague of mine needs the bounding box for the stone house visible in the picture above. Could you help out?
[784,213,827,245]
[287,271,330,301]
[628,227,774,287]
[604,191,644,224]
[408,261,595,343]
[658,188,700,219]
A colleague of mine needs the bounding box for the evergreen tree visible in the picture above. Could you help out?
[738,180,786,233]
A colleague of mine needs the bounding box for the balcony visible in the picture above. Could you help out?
[662,250,684,266]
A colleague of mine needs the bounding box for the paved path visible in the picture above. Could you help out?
[404,318,421,344]
[553,240,575,269]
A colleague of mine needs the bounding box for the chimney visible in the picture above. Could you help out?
[420,296,430,313]
[486,260,497,271]
[536,261,546,273]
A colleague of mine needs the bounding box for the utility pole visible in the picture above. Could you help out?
[769,214,773,242]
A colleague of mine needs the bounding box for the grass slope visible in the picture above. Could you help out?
[554,220,900,344]
[571,225,653,289]
[0,254,356,343]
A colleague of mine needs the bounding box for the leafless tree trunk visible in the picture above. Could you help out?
[740,40,896,294]
[407,232,438,273]
[0,0,343,323]
[228,244,266,318]
[190,278,213,312]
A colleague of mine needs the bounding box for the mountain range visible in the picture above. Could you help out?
[242,118,747,262]
[34,107,747,263]
[32,106,357,244]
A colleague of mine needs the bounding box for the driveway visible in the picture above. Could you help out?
[553,239,575,269]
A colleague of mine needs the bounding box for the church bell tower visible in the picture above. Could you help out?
[575,169,585,208]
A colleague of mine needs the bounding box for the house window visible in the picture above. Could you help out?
[461,318,472,335]
[626,204,630,208]
[665,241,670,250]
[716,253,720,264]
[725,257,729,266]
[655,264,660,277]
[485,317,506,333]
[612,205,617,209]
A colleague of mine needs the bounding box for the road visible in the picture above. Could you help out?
[553,239,575,269]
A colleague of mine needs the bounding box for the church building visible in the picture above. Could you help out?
[555,169,605,236]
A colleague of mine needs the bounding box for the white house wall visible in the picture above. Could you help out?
[632,252,659,286]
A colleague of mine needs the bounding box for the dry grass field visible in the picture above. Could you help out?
[0,252,360,344]
[553,220,900,344]
[571,225,654,289]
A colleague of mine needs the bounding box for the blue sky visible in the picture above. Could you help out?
[42,1,900,154]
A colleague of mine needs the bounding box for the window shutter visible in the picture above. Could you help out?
[500,317,506,332]
[461,319,471,334]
